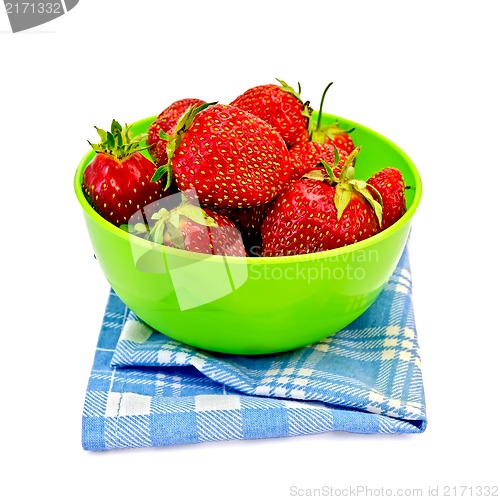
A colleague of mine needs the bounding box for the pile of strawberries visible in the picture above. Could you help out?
[82,80,407,257]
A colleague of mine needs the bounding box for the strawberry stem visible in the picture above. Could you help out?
[316,81,333,132]
[311,82,356,143]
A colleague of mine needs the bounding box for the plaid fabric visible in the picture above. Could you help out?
[82,245,427,451]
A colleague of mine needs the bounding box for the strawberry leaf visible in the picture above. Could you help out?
[177,204,219,227]
[366,181,383,203]
[111,119,122,135]
[337,147,360,183]
[89,119,149,160]
[275,78,303,103]
[175,102,216,135]
[94,127,108,144]
[149,220,166,244]
[164,164,173,190]
[334,145,340,168]
[349,179,383,228]
[106,131,115,150]
[334,184,352,220]
[345,146,360,168]
[133,222,149,234]
[169,211,180,228]
[151,208,167,221]
[358,186,383,227]
[319,146,341,184]
[303,169,326,181]
[320,159,336,183]
[165,223,185,250]
[151,164,171,183]
[87,140,101,151]
[349,179,368,190]
[158,130,173,142]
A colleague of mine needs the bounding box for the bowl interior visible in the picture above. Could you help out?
[74,112,421,260]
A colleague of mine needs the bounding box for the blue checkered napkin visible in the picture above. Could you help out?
[82,245,427,451]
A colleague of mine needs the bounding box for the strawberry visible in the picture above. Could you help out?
[322,126,356,155]
[152,103,292,210]
[367,167,407,230]
[310,82,356,155]
[147,98,206,167]
[261,148,382,256]
[82,120,163,227]
[230,79,312,148]
[218,204,270,256]
[130,194,246,256]
[288,141,348,181]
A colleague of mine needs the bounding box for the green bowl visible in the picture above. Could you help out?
[74,113,422,354]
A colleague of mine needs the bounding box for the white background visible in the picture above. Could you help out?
[1,1,499,498]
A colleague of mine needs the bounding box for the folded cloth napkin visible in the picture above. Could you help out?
[82,244,427,451]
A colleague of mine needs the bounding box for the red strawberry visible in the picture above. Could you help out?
[131,196,246,256]
[367,167,407,230]
[289,141,348,181]
[310,82,356,155]
[152,104,292,210]
[322,126,356,155]
[261,148,382,256]
[82,120,163,227]
[147,98,206,167]
[230,79,312,148]
[218,204,270,256]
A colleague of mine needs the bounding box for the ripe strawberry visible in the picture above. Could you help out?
[367,167,407,230]
[147,98,206,167]
[131,195,246,256]
[322,126,356,155]
[230,79,312,148]
[261,148,382,256]
[218,204,270,256]
[152,104,292,210]
[83,120,163,227]
[288,141,348,181]
[310,82,356,155]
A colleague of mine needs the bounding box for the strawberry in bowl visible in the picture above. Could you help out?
[82,120,163,227]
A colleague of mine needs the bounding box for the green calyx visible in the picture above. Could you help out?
[275,78,304,103]
[313,146,383,226]
[151,102,215,184]
[88,119,148,160]
[129,194,218,249]
[310,81,355,142]
[312,121,355,143]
